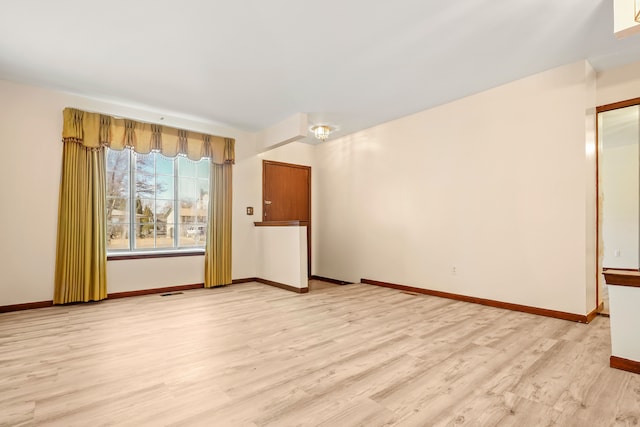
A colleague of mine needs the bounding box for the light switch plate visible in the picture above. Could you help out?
[246,207,254,215]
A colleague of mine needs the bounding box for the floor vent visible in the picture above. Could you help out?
[400,291,420,296]
[160,292,184,297]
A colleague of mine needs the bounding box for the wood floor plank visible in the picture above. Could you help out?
[0,282,638,426]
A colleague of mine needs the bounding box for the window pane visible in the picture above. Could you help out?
[178,157,196,177]
[107,197,130,223]
[198,179,209,207]
[134,224,155,249]
[106,149,130,220]
[179,177,197,204]
[107,222,129,249]
[135,152,155,175]
[156,155,174,175]
[106,148,131,251]
[179,223,206,247]
[135,198,155,221]
[179,202,197,225]
[155,200,173,249]
[107,149,129,172]
[106,170,129,198]
[156,219,174,248]
[136,173,155,198]
[134,153,161,250]
[178,159,208,247]
[197,161,209,179]
[155,200,173,222]
[134,198,155,250]
[156,175,174,199]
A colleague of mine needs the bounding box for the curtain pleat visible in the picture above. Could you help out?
[177,129,189,157]
[150,124,162,152]
[123,120,137,149]
[54,142,107,304]
[202,135,212,159]
[224,138,234,163]
[99,115,112,146]
[62,108,235,164]
[204,163,232,287]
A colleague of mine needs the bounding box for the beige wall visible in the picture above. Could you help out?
[609,285,640,361]
[314,60,598,315]
[231,140,317,278]
[597,61,640,106]
[257,226,308,289]
[3,58,640,314]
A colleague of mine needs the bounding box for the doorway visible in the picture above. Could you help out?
[596,99,640,315]
[262,160,311,277]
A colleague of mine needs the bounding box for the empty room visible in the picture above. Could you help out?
[2,1,640,425]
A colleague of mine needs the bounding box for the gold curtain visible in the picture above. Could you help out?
[204,139,234,287]
[56,108,235,302]
[62,108,234,163]
[54,142,107,304]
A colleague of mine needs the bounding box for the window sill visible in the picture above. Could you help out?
[107,250,205,261]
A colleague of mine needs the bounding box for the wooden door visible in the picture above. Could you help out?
[262,160,311,276]
[263,161,310,222]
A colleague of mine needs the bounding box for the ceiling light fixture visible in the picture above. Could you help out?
[310,125,333,141]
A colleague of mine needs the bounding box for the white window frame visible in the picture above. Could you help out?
[106,148,209,257]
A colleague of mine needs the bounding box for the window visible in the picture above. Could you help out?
[106,148,210,252]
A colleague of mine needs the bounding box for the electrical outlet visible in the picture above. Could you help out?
[614,249,621,257]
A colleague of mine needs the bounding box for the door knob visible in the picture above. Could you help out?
[264,200,272,205]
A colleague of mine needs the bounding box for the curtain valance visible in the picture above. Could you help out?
[62,108,235,164]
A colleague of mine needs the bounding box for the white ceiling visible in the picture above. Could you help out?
[1,0,640,142]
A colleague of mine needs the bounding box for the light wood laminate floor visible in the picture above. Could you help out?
[1,282,638,426]
[308,279,340,291]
